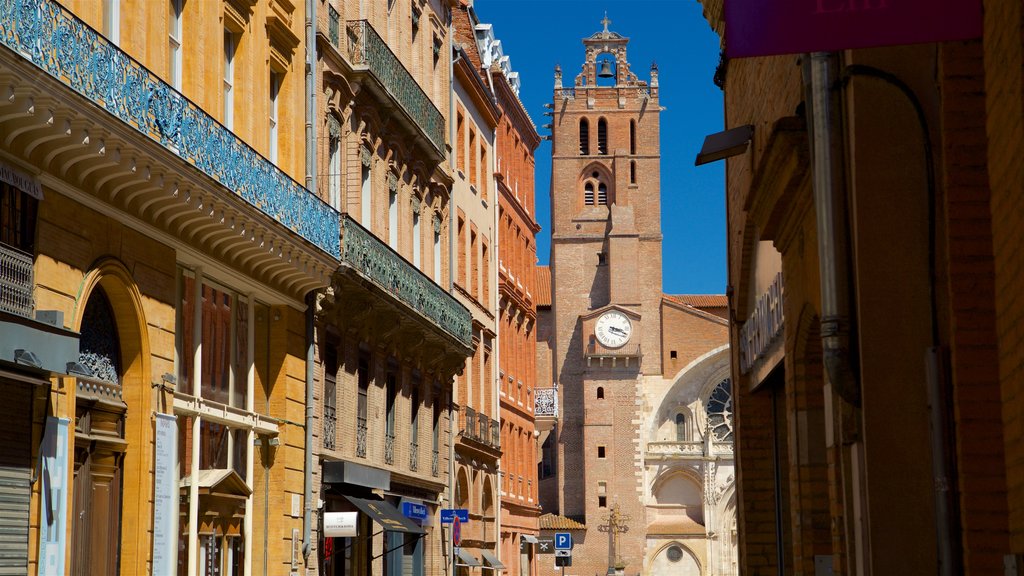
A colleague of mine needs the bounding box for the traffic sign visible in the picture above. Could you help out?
[536,537,554,554]
[554,550,571,557]
[440,508,469,524]
[453,515,462,546]
[554,532,572,550]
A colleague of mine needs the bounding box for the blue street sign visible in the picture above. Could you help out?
[554,532,572,550]
[440,508,470,524]
[402,502,428,521]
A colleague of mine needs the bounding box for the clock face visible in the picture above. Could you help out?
[595,311,632,349]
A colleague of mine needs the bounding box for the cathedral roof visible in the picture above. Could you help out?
[539,513,587,530]
[535,266,552,307]
[664,294,728,309]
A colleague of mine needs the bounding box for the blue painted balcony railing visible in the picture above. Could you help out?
[340,215,472,348]
[342,20,445,155]
[0,0,340,258]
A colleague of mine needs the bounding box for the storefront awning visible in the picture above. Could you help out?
[480,550,506,570]
[520,535,539,544]
[456,548,481,567]
[343,495,425,534]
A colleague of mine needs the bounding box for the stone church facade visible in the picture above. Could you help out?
[535,18,738,576]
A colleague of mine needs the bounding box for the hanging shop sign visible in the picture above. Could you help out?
[323,512,359,538]
[725,0,982,58]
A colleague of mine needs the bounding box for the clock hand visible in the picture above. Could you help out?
[608,326,627,336]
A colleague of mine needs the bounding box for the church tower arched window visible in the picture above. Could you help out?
[597,118,608,155]
[675,412,686,441]
[579,118,590,155]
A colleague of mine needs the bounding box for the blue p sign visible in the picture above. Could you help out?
[554,532,572,550]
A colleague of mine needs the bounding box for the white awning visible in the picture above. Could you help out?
[481,550,506,571]
[456,548,481,567]
[520,535,539,544]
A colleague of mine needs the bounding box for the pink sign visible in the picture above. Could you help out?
[725,0,982,58]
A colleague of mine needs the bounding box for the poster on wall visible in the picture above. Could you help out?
[37,417,69,576]
[152,413,178,576]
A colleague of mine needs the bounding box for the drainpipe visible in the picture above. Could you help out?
[806,51,863,571]
[302,0,317,559]
[447,14,457,576]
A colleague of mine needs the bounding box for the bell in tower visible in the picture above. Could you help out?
[597,59,615,78]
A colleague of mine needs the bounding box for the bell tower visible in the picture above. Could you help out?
[545,15,662,576]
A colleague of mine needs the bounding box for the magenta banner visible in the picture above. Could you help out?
[725,0,982,58]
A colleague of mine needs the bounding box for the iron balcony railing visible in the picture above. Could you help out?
[341,20,445,154]
[478,414,489,442]
[384,432,395,465]
[490,419,500,449]
[0,0,340,257]
[328,5,340,46]
[409,441,418,471]
[323,404,336,451]
[432,449,439,477]
[0,242,33,318]
[535,388,558,418]
[341,214,472,347]
[356,417,367,458]
[463,407,477,441]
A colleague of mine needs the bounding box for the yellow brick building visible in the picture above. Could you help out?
[0,1,337,574]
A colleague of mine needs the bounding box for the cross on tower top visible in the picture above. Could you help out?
[601,12,611,33]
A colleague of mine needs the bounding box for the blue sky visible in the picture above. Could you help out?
[474,0,727,295]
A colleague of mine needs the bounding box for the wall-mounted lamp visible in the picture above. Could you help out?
[695,124,754,166]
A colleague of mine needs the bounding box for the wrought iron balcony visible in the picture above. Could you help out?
[323,404,336,451]
[356,417,367,458]
[0,0,340,258]
[462,407,477,441]
[328,5,340,46]
[478,414,489,442]
[432,449,439,477]
[535,388,558,418]
[0,242,33,318]
[340,215,472,347]
[336,20,445,155]
[384,432,396,465]
[409,441,418,471]
[490,419,500,449]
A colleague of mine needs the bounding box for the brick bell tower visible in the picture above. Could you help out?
[546,14,661,575]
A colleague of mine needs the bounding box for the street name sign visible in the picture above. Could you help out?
[440,508,469,524]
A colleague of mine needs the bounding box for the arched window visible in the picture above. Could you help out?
[579,118,590,155]
[630,120,637,155]
[597,118,608,155]
[630,161,637,184]
[584,182,595,206]
[597,387,604,399]
[675,413,686,441]
[598,183,608,205]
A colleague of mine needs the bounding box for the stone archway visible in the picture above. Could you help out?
[72,259,151,575]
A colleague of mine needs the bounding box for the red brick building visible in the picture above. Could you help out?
[473,18,546,576]
[696,0,1024,573]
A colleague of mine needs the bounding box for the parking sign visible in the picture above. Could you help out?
[554,532,572,550]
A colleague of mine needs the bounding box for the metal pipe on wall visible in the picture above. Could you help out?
[302,0,317,560]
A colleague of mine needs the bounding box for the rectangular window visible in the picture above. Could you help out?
[481,240,489,304]
[433,229,441,282]
[388,188,398,249]
[597,445,606,458]
[357,353,370,458]
[470,229,478,299]
[386,371,397,435]
[328,133,341,210]
[413,211,421,267]
[104,0,120,45]
[223,31,235,129]
[0,182,38,253]
[457,214,466,288]
[480,145,489,201]
[169,0,182,89]
[269,72,281,163]
[469,130,478,189]
[361,163,372,229]
[456,110,465,170]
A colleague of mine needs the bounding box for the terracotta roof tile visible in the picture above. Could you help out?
[536,266,552,307]
[664,294,728,309]
[539,513,586,530]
